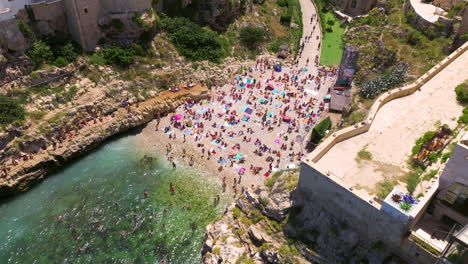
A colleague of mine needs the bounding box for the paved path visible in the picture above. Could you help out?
[135,1,336,194]
[298,0,322,70]
[410,0,441,23]
[315,50,468,192]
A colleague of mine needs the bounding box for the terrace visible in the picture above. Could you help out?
[309,49,467,203]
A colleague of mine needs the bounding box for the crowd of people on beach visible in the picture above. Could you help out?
[0,102,139,181]
[156,54,337,196]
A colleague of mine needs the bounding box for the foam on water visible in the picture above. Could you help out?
[0,133,227,263]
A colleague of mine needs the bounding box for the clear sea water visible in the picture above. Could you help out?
[0,131,227,264]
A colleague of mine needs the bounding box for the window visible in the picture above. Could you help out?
[84,8,88,14]
[351,0,357,9]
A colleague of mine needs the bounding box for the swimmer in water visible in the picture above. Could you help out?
[144,191,149,197]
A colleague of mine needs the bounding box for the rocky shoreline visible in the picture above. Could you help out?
[201,170,405,264]
[0,86,210,198]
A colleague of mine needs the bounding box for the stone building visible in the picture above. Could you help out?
[330,0,377,16]
[0,0,152,54]
[432,134,468,229]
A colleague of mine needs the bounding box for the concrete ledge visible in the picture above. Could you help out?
[308,41,468,163]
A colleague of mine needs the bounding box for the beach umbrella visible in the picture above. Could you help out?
[274,65,282,72]
[282,115,291,121]
[174,114,183,121]
[323,94,331,100]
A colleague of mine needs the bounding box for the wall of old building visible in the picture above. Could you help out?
[459,6,468,35]
[64,0,101,51]
[297,163,437,263]
[100,0,151,14]
[331,0,377,16]
[438,142,468,197]
[31,0,68,35]
[0,18,29,52]
[0,0,33,21]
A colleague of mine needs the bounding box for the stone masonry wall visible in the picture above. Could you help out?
[297,163,437,264]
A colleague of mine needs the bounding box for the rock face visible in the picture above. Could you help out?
[202,171,306,264]
[202,171,401,264]
[0,87,209,198]
[158,0,254,31]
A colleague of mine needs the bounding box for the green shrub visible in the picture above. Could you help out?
[280,13,292,25]
[326,19,335,27]
[132,44,146,56]
[422,170,438,181]
[30,71,41,80]
[455,81,468,104]
[44,34,81,63]
[111,19,124,30]
[16,19,35,39]
[441,152,451,163]
[359,63,408,99]
[59,43,80,63]
[428,152,440,164]
[447,2,467,18]
[310,116,331,143]
[268,39,282,53]
[54,56,67,67]
[406,30,422,46]
[28,110,47,121]
[239,26,267,49]
[159,16,227,62]
[89,55,107,66]
[406,172,420,194]
[96,45,136,67]
[0,95,26,126]
[277,0,288,7]
[458,106,468,124]
[357,148,372,161]
[27,41,54,68]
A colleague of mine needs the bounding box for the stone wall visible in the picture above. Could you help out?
[307,41,468,163]
[0,18,29,53]
[65,0,101,51]
[405,0,454,37]
[31,0,68,35]
[459,6,468,35]
[330,0,377,16]
[297,164,437,263]
[437,142,468,200]
[101,0,151,14]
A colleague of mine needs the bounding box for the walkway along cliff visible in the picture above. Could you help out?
[0,85,209,198]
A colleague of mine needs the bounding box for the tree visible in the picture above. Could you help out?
[27,41,54,68]
[159,16,226,62]
[326,19,335,27]
[0,95,25,126]
[455,81,468,104]
[239,26,267,49]
[97,45,136,67]
[60,43,79,63]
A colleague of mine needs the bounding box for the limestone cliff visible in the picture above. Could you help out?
[0,87,209,197]
[156,0,253,31]
[202,170,406,264]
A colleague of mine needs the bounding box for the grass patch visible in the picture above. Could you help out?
[411,235,441,256]
[235,254,256,264]
[315,0,344,66]
[422,169,438,181]
[375,177,399,198]
[356,145,372,163]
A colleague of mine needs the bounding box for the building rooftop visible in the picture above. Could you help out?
[307,48,468,200]
[329,90,351,112]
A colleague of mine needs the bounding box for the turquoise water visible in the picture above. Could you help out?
[0,132,227,263]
